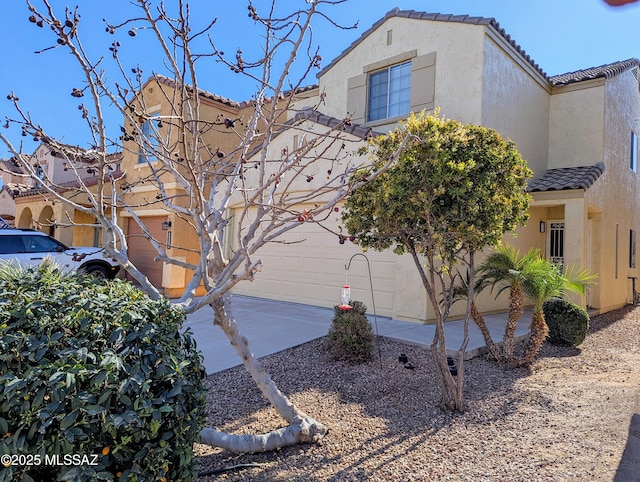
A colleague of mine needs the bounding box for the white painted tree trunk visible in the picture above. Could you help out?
[199,295,327,452]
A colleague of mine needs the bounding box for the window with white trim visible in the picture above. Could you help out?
[138,113,161,164]
[368,62,411,122]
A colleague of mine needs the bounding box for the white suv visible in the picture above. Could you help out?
[0,228,120,279]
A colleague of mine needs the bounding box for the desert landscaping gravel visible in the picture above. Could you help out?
[194,305,640,481]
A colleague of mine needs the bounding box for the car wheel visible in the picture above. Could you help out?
[82,264,110,280]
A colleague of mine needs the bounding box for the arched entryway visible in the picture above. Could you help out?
[38,205,55,236]
[17,207,33,229]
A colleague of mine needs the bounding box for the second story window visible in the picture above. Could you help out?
[138,113,160,164]
[368,61,411,122]
[631,131,638,172]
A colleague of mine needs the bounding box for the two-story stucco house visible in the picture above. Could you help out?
[229,9,640,321]
[23,8,633,322]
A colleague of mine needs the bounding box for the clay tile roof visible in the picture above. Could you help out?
[244,109,381,161]
[153,74,242,108]
[317,8,549,81]
[293,109,381,140]
[3,182,33,198]
[550,58,640,86]
[42,139,103,163]
[0,157,26,174]
[528,162,605,192]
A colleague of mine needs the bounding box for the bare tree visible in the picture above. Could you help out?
[1,0,410,452]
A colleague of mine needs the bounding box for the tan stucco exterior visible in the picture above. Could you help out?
[244,11,640,320]
[11,10,640,322]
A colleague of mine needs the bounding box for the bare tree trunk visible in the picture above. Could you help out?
[517,310,549,367]
[427,277,462,412]
[453,253,476,412]
[430,335,460,411]
[407,244,461,411]
[199,295,327,452]
[502,287,523,363]
[470,302,500,361]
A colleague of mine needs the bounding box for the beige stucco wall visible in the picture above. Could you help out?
[318,17,486,131]
[0,190,16,222]
[586,70,640,310]
[230,121,432,321]
[481,34,550,177]
[548,81,606,170]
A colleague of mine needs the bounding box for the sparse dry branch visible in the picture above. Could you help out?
[2,0,396,455]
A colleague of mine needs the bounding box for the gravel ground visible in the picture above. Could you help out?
[194,305,640,481]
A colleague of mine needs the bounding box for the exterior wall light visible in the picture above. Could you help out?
[540,221,546,233]
[161,220,172,230]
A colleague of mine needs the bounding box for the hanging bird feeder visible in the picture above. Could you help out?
[338,284,352,311]
[342,253,383,367]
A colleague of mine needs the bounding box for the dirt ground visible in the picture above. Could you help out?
[194,305,640,481]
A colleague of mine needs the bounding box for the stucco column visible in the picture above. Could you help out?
[563,198,588,307]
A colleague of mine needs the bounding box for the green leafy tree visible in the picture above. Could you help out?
[343,111,532,411]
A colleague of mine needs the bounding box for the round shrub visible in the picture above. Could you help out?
[543,298,590,347]
[0,263,206,482]
[327,300,374,364]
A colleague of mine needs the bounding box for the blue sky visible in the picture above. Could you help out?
[1,0,639,155]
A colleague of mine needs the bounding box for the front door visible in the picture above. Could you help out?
[547,220,565,271]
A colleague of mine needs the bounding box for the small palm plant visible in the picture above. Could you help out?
[473,244,595,367]
[477,245,539,363]
[517,261,594,366]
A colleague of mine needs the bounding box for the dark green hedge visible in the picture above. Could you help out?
[327,300,374,364]
[543,298,590,347]
[0,263,206,481]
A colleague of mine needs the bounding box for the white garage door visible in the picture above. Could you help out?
[230,209,398,317]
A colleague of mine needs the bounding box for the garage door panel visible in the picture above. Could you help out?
[322,258,348,275]
[232,208,397,317]
[127,217,165,290]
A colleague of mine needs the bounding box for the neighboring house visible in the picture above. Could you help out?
[0,156,31,227]
[11,141,122,248]
[231,9,640,320]
[116,75,262,294]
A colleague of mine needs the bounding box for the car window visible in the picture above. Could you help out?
[0,236,25,254]
[22,235,64,253]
